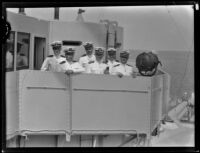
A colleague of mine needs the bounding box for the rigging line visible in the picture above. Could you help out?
[165,5,194,95]
[166,5,193,50]
[176,45,194,95]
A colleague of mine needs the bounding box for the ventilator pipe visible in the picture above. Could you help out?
[107,21,116,48]
[78,8,85,14]
[54,7,59,20]
[100,20,120,60]
[110,21,119,50]
[100,19,111,61]
[99,19,110,31]
[76,8,85,22]
[18,8,26,15]
[110,21,118,27]
[100,19,110,26]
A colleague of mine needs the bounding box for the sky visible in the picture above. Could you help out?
[7,6,194,51]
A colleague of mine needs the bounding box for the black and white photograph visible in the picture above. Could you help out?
[2,1,197,150]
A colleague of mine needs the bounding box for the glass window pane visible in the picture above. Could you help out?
[6,31,15,71]
[17,32,30,70]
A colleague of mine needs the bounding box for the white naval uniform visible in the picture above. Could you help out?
[79,54,96,68]
[6,51,13,69]
[17,53,28,67]
[40,55,65,72]
[106,60,120,75]
[59,60,85,73]
[112,63,134,76]
[86,60,108,74]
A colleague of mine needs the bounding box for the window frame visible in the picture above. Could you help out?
[6,31,15,72]
[16,32,30,71]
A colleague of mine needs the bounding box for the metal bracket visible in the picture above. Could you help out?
[65,133,71,142]
[20,132,28,140]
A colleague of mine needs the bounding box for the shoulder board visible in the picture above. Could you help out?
[20,53,25,56]
[73,60,77,62]
[89,61,95,64]
[60,61,66,64]
[126,64,133,67]
[60,55,65,58]
[81,54,86,57]
[47,55,54,57]
[114,64,120,67]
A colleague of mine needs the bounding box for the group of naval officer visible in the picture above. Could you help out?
[41,40,137,78]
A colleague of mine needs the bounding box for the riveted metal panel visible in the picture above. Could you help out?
[6,71,20,140]
[19,70,70,133]
[150,72,168,131]
[162,73,171,116]
[71,74,151,135]
[72,74,150,92]
[6,70,170,147]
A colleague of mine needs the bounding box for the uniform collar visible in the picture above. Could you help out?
[108,60,117,64]
[87,54,94,59]
[95,60,104,64]
[54,55,61,59]
[121,63,127,66]
[66,60,74,64]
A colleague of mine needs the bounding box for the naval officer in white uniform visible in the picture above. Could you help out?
[105,48,120,75]
[112,50,137,78]
[79,42,96,69]
[85,47,108,74]
[59,47,85,75]
[41,41,65,72]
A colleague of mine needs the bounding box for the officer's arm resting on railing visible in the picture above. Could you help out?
[40,59,49,71]
[132,71,137,78]
[117,72,124,78]
[104,67,110,75]
[72,67,85,74]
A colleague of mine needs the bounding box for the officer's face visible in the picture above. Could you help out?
[120,57,128,64]
[66,54,74,62]
[95,54,103,62]
[108,53,116,61]
[53,47,61,56]
[85,48,93,56]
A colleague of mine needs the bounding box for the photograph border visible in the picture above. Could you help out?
[2,1,199,152]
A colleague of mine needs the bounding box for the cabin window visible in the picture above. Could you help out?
[34,37,46,70]
[16,32,30,70]
[6,31,15,71]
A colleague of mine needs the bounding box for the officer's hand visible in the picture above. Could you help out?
[82,63,87,68]
[65,70,74,75]
[132,71,137,78]
[117,72,123,78]
[104,68,110,74]
[88,61,94,64]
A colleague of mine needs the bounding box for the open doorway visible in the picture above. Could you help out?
[34,37,46,70]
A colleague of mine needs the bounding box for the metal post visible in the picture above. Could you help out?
[54,7,59,20]
[92,135,97,147]
[18,8,26,15]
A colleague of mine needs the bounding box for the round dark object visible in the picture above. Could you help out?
[136,52,162,76]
